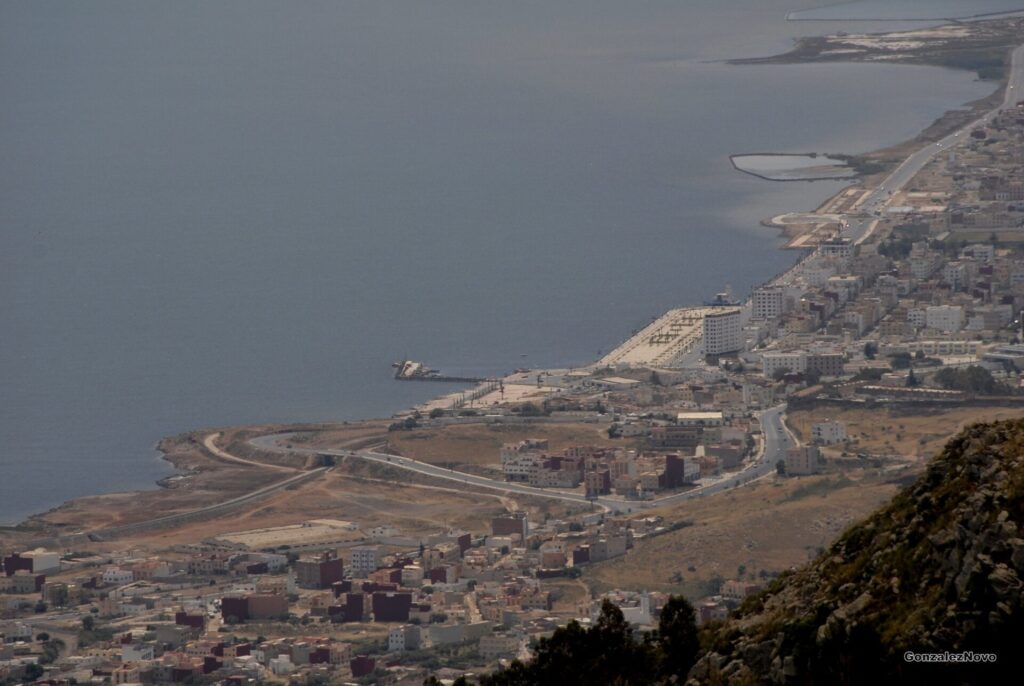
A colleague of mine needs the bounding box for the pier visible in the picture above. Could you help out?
[392,359,489,383]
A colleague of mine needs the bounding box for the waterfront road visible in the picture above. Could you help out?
[848,43,1024,245]
[248,404,793,514]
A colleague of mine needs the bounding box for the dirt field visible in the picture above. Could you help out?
[545,577,592,614]
[787,404,1024,459]
[371,422,636,469]
[0,416,600,555]
[584,469,901,600]
[113,464,513,551]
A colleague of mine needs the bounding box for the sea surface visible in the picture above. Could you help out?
[0,0,999,524]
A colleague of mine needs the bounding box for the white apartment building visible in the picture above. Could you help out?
[801,264,837,287]
[818,240,854,261]
[121,644,155,662]
[761,351,806,378]
[942,262,969,291]
[907,308,926,329]
[388,625,421,652]
[502,453,542,482]
[811,421,847,445]
[925,305,964,332]
[13,549,60,574]
[702,308,743,355]
[101,567,134,586]
[910,256,940,280]
[961,243,995,262]
[349,546,380,578]
[906,340,979,356]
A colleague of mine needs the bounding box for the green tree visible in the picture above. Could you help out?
[438,599,701,686]
[776,459,786,476]
[653,595,700,682]
[520,601,656,685]
[934,366,1000,394]
[853,367,885,382]
[888,352,912,370]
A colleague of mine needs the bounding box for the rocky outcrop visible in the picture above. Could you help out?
[691,419,1024,685]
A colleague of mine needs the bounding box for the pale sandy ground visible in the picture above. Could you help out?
[415,382,561,413]
[788,405,1024,460]
[586,470,900,599]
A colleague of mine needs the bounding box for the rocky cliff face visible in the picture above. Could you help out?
[691,419,1024,685]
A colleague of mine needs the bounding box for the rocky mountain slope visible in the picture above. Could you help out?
[691,419,1024,685]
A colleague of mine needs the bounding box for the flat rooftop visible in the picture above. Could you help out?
[676,411,724,420]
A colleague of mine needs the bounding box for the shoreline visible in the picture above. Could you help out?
[729,152,856,182]
[3,18,1020,542]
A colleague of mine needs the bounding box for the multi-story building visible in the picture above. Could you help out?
[811,421,847,445]
[479,633,520,661]
[491,512,529,539]
[702,308,743,355]
[649,425,702,448]
[2,549,60,576]
[720,580,762,601]
[804,352,844,378]
[761,351,806,378]
[372,592,412,622]
[752,287,785,320]
[387,625,421,652]
[818,239,854,262]
[295,554,344,589]
[186,555,228,576]
[349,546,380,578]
[101,567,134,586]
[925,305,964,332]
[784,445,822,476]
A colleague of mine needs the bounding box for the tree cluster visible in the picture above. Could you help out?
[934,365,1003,394]
[426,597,699,686]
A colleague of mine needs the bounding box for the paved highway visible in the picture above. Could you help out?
[249,433,605,508]
[249,405,794,514]
[848,43,1024,245]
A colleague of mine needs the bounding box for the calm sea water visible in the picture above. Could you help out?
[0,1,997,523]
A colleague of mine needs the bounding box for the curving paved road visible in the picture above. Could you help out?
[203,432,298,472]
[248,405,793,514]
